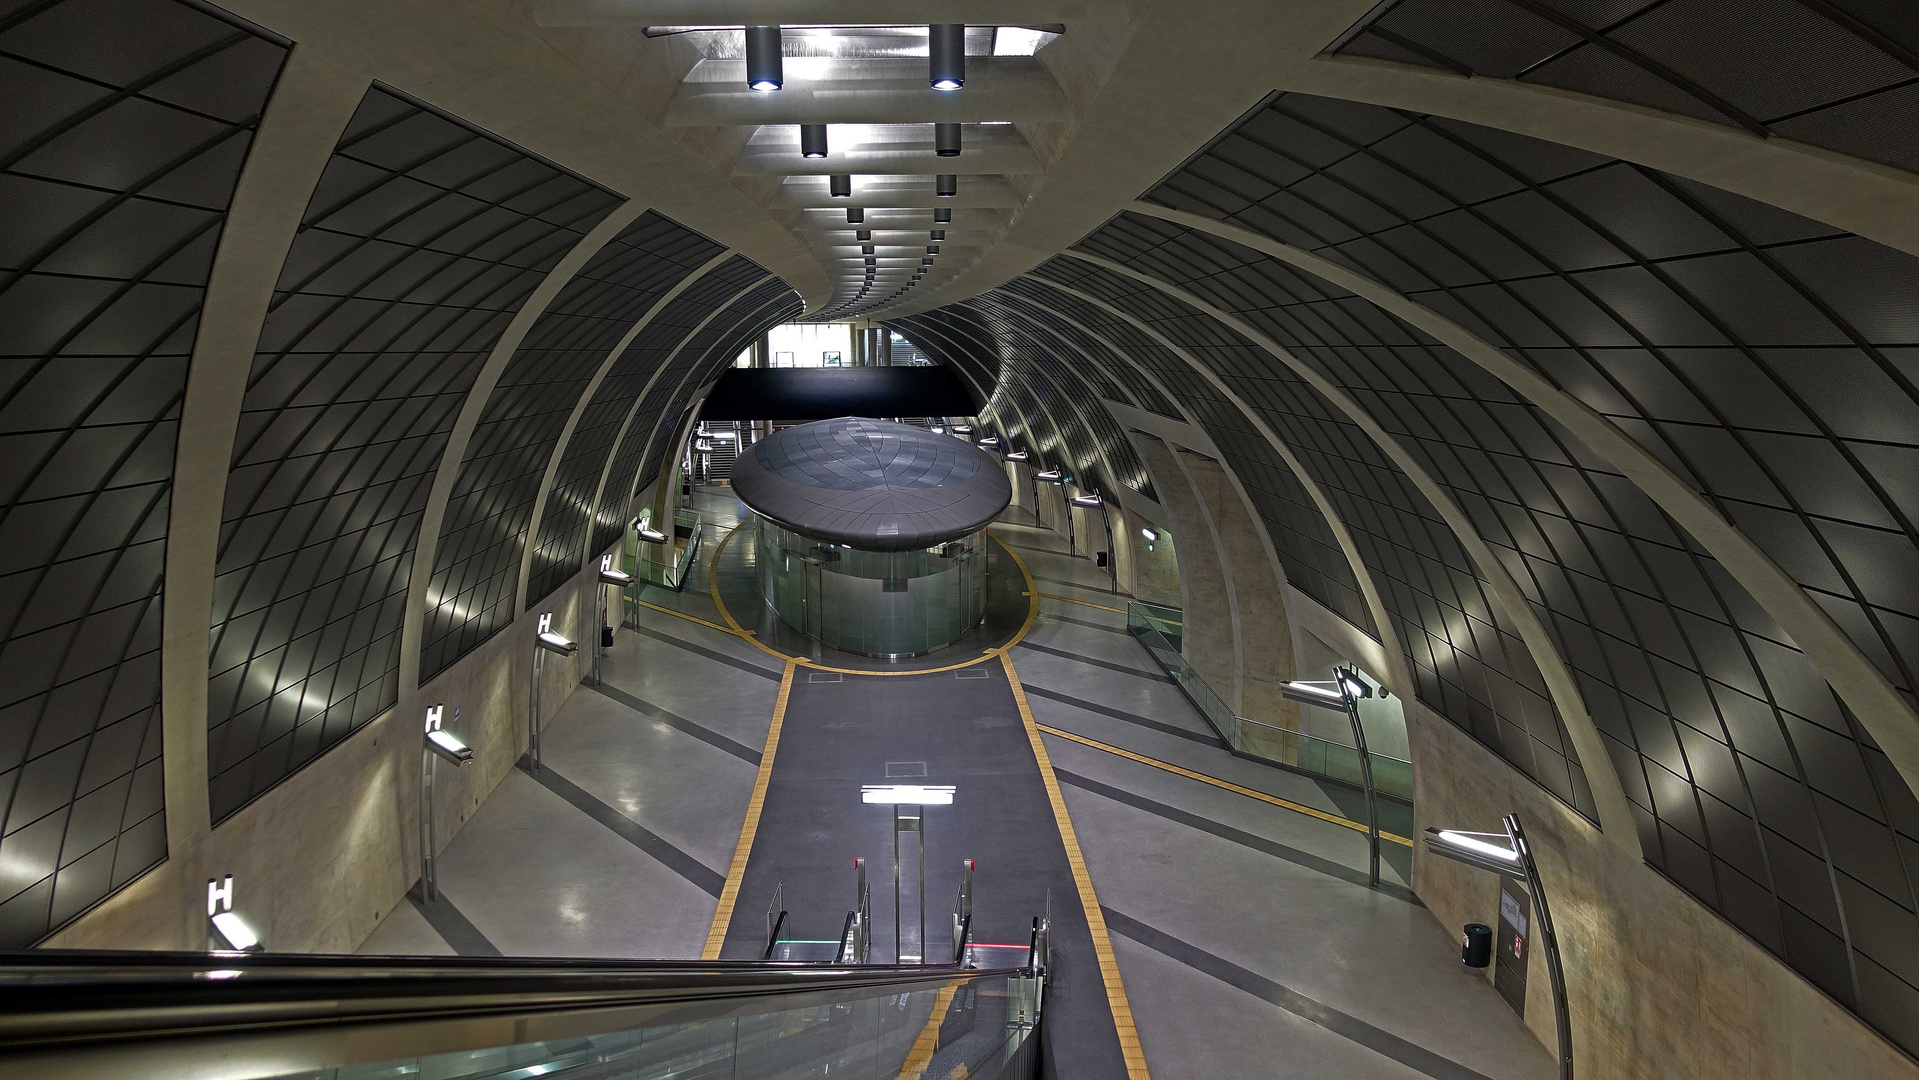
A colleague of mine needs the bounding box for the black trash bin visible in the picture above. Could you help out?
[1461,923,1492,968]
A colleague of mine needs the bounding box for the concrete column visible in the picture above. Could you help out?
[1175,450,1299,731]
[1125,505,1182,608]
[878,330,893,366]
[1135,435,1235,698]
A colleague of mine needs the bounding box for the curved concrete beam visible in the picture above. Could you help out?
[948,302,1136,512]
[579,257,751,565]
[1062,250,1639,853]
[1131,201,1919,812]
[1289,57,1919,261]
[1009,273,1416,700]
[597,275,778,532]
[891,317,1051,459]
[397,202,651,698]
[161,51,371,854]
[513,249,739,607]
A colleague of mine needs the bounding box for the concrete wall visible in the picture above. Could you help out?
[42,540,619,954]
[1125,505,1182,609]
[1134,435,1235,695]
[1174,451,1297,730]
[1296,583,1919,1080]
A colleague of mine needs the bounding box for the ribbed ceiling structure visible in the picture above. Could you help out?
[0,0,1916,1065]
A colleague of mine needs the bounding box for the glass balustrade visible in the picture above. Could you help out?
[1127,602,1413,803]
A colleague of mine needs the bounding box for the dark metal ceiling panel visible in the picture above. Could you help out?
[1331,0,1919,174]
[587,256,764,557]
[516,215,726,607]
[0,0,289,944]
[209,85,618,820]
[1136,89,1919,1051]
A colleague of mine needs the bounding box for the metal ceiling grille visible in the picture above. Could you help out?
[208,85,618,820]
[515,214,726,607]
[0,0,290,943]
[1331,0,1919,174]
[1135,90,1919,1050]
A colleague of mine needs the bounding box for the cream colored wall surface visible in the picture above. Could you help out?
[1294,581,1918,1079]
[43,548,615,954]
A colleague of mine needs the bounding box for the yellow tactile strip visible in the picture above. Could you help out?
[896,980,964,1080]
[703,659,796,959]
[1034,723,1413,847]
[1033,591,1130,615]
[1002,652,1153,1080]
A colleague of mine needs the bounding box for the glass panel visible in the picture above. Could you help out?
[1125,603,1414,803]
[754,515,989,656]
[260,969,1041,1080]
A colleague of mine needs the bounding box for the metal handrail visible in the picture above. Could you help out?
[0,950,1033,1077]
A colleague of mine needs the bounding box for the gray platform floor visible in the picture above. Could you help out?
[359,490,1552,1080]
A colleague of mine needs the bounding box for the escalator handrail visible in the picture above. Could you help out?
[0,948,1029,1051]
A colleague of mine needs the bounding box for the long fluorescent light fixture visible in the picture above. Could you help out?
[862,784,956,805]
[598,557,635,587]
[1424,827,1526,879]
[636,526,668,543]
[1141,528,1159,542]
[1004,450,1029,461]
[1034,469,1062,482]
[1282,679,1348,712]
[209,911,261,952]
[951,425,972,434]
[1070,493,1102,508]
[976,436,1000,447]
[536,629,578,656]
[427,727,474,765]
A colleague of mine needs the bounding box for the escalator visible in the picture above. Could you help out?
[0,941,1045,1080]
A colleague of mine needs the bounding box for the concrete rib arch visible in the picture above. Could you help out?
[1125,200,1919,820]
[1060,249,1639,852]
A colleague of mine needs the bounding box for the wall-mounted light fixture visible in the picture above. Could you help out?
[1004,450,1029,461]
[744,25,783,91]
[1034,468,1062,483]
[951,424,972,434]
[928,24,964,90]
[1069,493,1102,508]
[1141,527,1160,542]
[976,436,1000,447]
[1284,667,1380,886]
[206,876,261,953]
[1425,815,1572,1080]
[529,613,577,772]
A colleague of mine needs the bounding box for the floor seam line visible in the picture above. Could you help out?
[1021,683,1223,748]
[587,680,762,765]
[519,760,726,897]
[1100,906,1492,1080]
[406,887,502,957]
[1016,640,1175,682]
[1052,768,1417,902]
[1036,722,1414,846]
[631,622,783,681]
